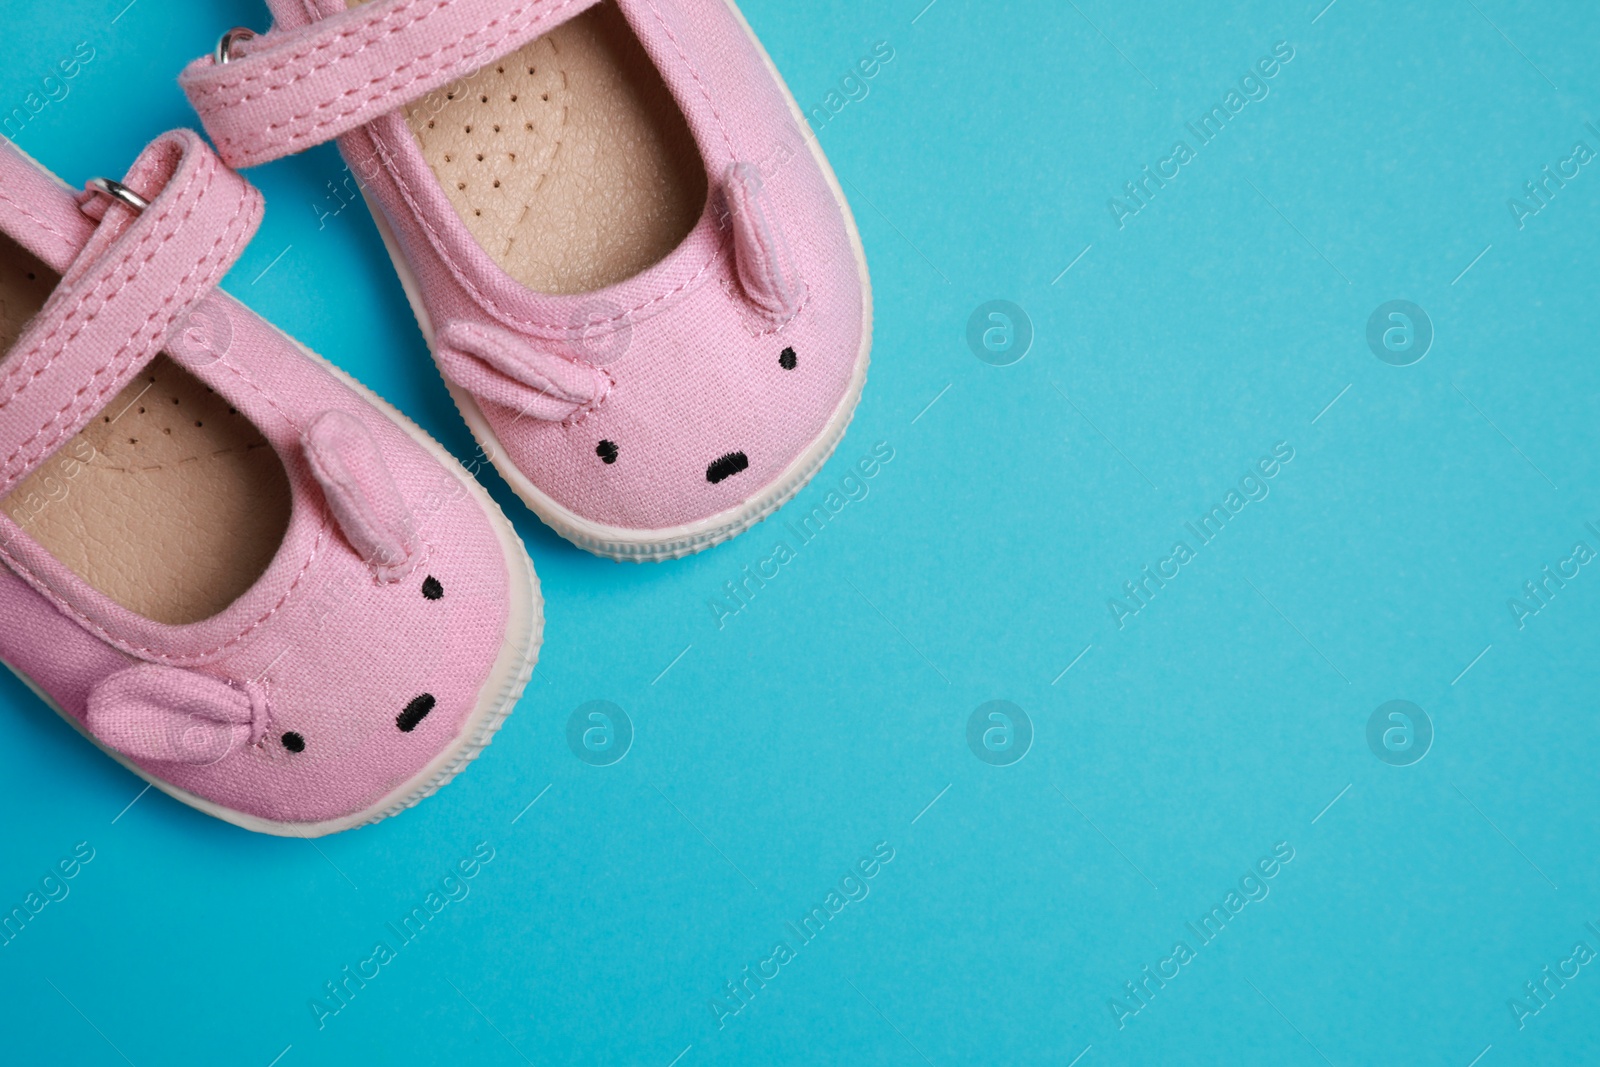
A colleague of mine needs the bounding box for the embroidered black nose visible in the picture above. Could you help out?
[397,694,436,732]
[706,451,749,484]
[281,731,305,753]
[421,575,443,600]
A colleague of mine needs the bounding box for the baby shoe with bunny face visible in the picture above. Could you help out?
[181,0,872,561]
[0,130,541,835]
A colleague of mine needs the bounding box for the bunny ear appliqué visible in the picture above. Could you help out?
[724,162,803,323]
[86,664,267,766]
[304,409,420,582]
[434,320,612,423]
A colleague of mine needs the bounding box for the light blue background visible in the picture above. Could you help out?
[3,0,1599,1064]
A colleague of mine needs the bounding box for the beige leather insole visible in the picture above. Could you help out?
[0,235,291,624]
[397,0,707,295]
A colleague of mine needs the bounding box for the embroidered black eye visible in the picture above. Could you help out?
[596,440,618,464]
[281,732,306,753]
[779,347,797,370]
[421,575,443,600]
[397,694,436,732]
[706,451,749,484]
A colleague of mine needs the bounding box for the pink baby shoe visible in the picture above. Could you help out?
[180,0,873,560]
[0,130,541,836]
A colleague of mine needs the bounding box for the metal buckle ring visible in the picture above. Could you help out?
[84,177,150,213]
[215,26,256,64]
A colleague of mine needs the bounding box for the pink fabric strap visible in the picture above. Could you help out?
[180,0,597,169]
[0,129,262,500]
[0,147,95,276]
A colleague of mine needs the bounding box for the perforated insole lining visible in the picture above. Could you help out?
[395,0,707,296]
[0,234,291,625]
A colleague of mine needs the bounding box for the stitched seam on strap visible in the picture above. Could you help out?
[192,0,446,95]
[0,186,74,242]
[0,152,261,485]
[0,150,212,411]
[223,0,583,159]
[1,156,246,456]
[189,0,567,105]
[3,188,260,483]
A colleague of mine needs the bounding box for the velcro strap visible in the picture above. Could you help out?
[0,129,262,499]
[180,0,597,169]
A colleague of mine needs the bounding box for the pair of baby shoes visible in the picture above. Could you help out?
[0,0,871,835]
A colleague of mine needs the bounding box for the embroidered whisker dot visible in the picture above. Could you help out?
[706,451,749,484]
[397,694,436,732]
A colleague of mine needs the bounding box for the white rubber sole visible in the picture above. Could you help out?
[1,322,543,838]
[364,0,874,562]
